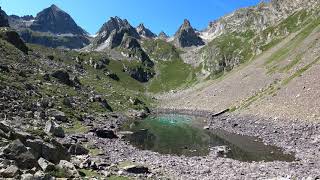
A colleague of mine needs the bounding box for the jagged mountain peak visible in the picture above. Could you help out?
[93,16,140,50]
[98,16,136,35]
[182,19,191,28]
[29,4,87,35]
[173,19,204,48]
[158,31,169,39]
[136,23,156,38]
[49,4,60,10]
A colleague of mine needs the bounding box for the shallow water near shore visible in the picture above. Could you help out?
[122,114,295,162]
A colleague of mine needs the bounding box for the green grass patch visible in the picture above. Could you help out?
[108,176,132,180]
[64,121,89,134]
[79,169,101,178]
[88,148,102,156]
[280,53,303,72]
[282,56,320,85]
[148,59,197,93]
[265,17,320,72]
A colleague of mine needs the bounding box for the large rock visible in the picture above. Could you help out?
[173,19,204,48]
[0,28,29,54]
[0,165,20,178]
[45,120,65,138]
[38,157,55,172]
[95,129,118,139]
[51,70,73,86]
[21,173,34,180]
[47,109,68,122]
[3,140,38,169]
[56,160,80,178]
[25,139,70,164]
[68,144,89,155]
[122,164,150,174]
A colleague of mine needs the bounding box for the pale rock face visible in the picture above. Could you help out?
[201,0,320,41]
[136,23,156,38]
[158,31,169,40]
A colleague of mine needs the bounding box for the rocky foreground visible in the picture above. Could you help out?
[1,109,320,179]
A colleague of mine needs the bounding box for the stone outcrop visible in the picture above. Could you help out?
[136,23,156,38]
[173,19,204,48]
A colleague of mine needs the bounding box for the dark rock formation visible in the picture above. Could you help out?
[51,70,73,86]
[30,4,87,35]
[68,144,89,155]
[173,19,204,48]
[0,7,9,27]
[0,29,29,54]
[95,129,118,139]
[125,66,155,83]
[3,140,38,169]
[120,34,154,67]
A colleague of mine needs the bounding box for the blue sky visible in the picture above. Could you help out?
[0,0,261,35]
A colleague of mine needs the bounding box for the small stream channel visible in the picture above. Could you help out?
[121,114,295,162]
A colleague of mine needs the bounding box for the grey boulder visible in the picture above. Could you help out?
[45,120,65,138]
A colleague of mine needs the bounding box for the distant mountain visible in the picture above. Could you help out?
[136,23,156,38]
[158,31,169,40]
[0,6,9,27]
[8,4,90,49]
[30,4,87,35]
[91,16,140,50]
[200,0,320,41]
[173,19,204,48]
[193,0,320,78]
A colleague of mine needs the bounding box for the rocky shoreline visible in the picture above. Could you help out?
[1,109,320,179]
[68,109,320,179]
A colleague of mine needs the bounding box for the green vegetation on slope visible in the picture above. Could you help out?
[254,10,312,52]
[201,30,255,78]
[148,59,197,93]
[282,56,320,85]
[265,16,320,73]
[142,39,198,93]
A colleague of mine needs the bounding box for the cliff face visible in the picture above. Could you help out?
[201,0,320,41]
[196,0,320,77]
